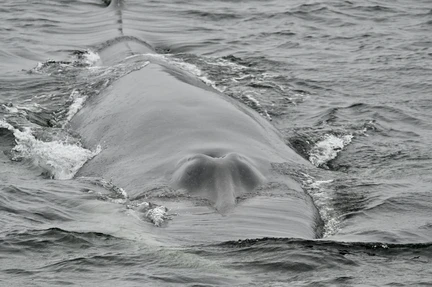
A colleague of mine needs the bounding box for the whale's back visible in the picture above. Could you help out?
[70,61,322,240]
[71,63,309,187]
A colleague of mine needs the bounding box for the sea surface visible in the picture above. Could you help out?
[1,0,432,286]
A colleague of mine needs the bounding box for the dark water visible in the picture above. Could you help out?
[1,0,432,286]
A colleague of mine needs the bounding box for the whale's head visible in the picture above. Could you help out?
[171,152,266,214]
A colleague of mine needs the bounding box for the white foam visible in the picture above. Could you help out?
[309,134,353,167]
[63,89,87,126]
[245,94,260,106]
[1,104,19,114]
[126,53,222,92]
[139,203,169,227]
[245,94,272,121]
[78,175,170,227]
[171,60,220,91]
[0,119,14,130]
[96,178,129,204]
[300,173,340,237]
[125,201,170,227]
[82,50,101,66]
[206,57,247,72]
[1,120,100,179]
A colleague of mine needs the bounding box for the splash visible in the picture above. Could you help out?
[309,134,353,168]
[1,119,100,180]
[79,50,101,66]
[136,202,170,227]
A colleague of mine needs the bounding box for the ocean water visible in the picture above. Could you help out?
[1,0,432,286]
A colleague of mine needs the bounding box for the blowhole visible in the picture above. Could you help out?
[202,151,227,159]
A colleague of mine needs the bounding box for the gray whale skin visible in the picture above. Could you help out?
[70,46,323,241]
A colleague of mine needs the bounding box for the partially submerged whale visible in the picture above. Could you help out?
[70,0,323,242]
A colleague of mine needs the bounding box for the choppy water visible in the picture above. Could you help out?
[1,0,432,286]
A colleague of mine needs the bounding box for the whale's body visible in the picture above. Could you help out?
[70,0,323,243]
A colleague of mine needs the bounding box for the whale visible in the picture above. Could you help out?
[69,0,323,242]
